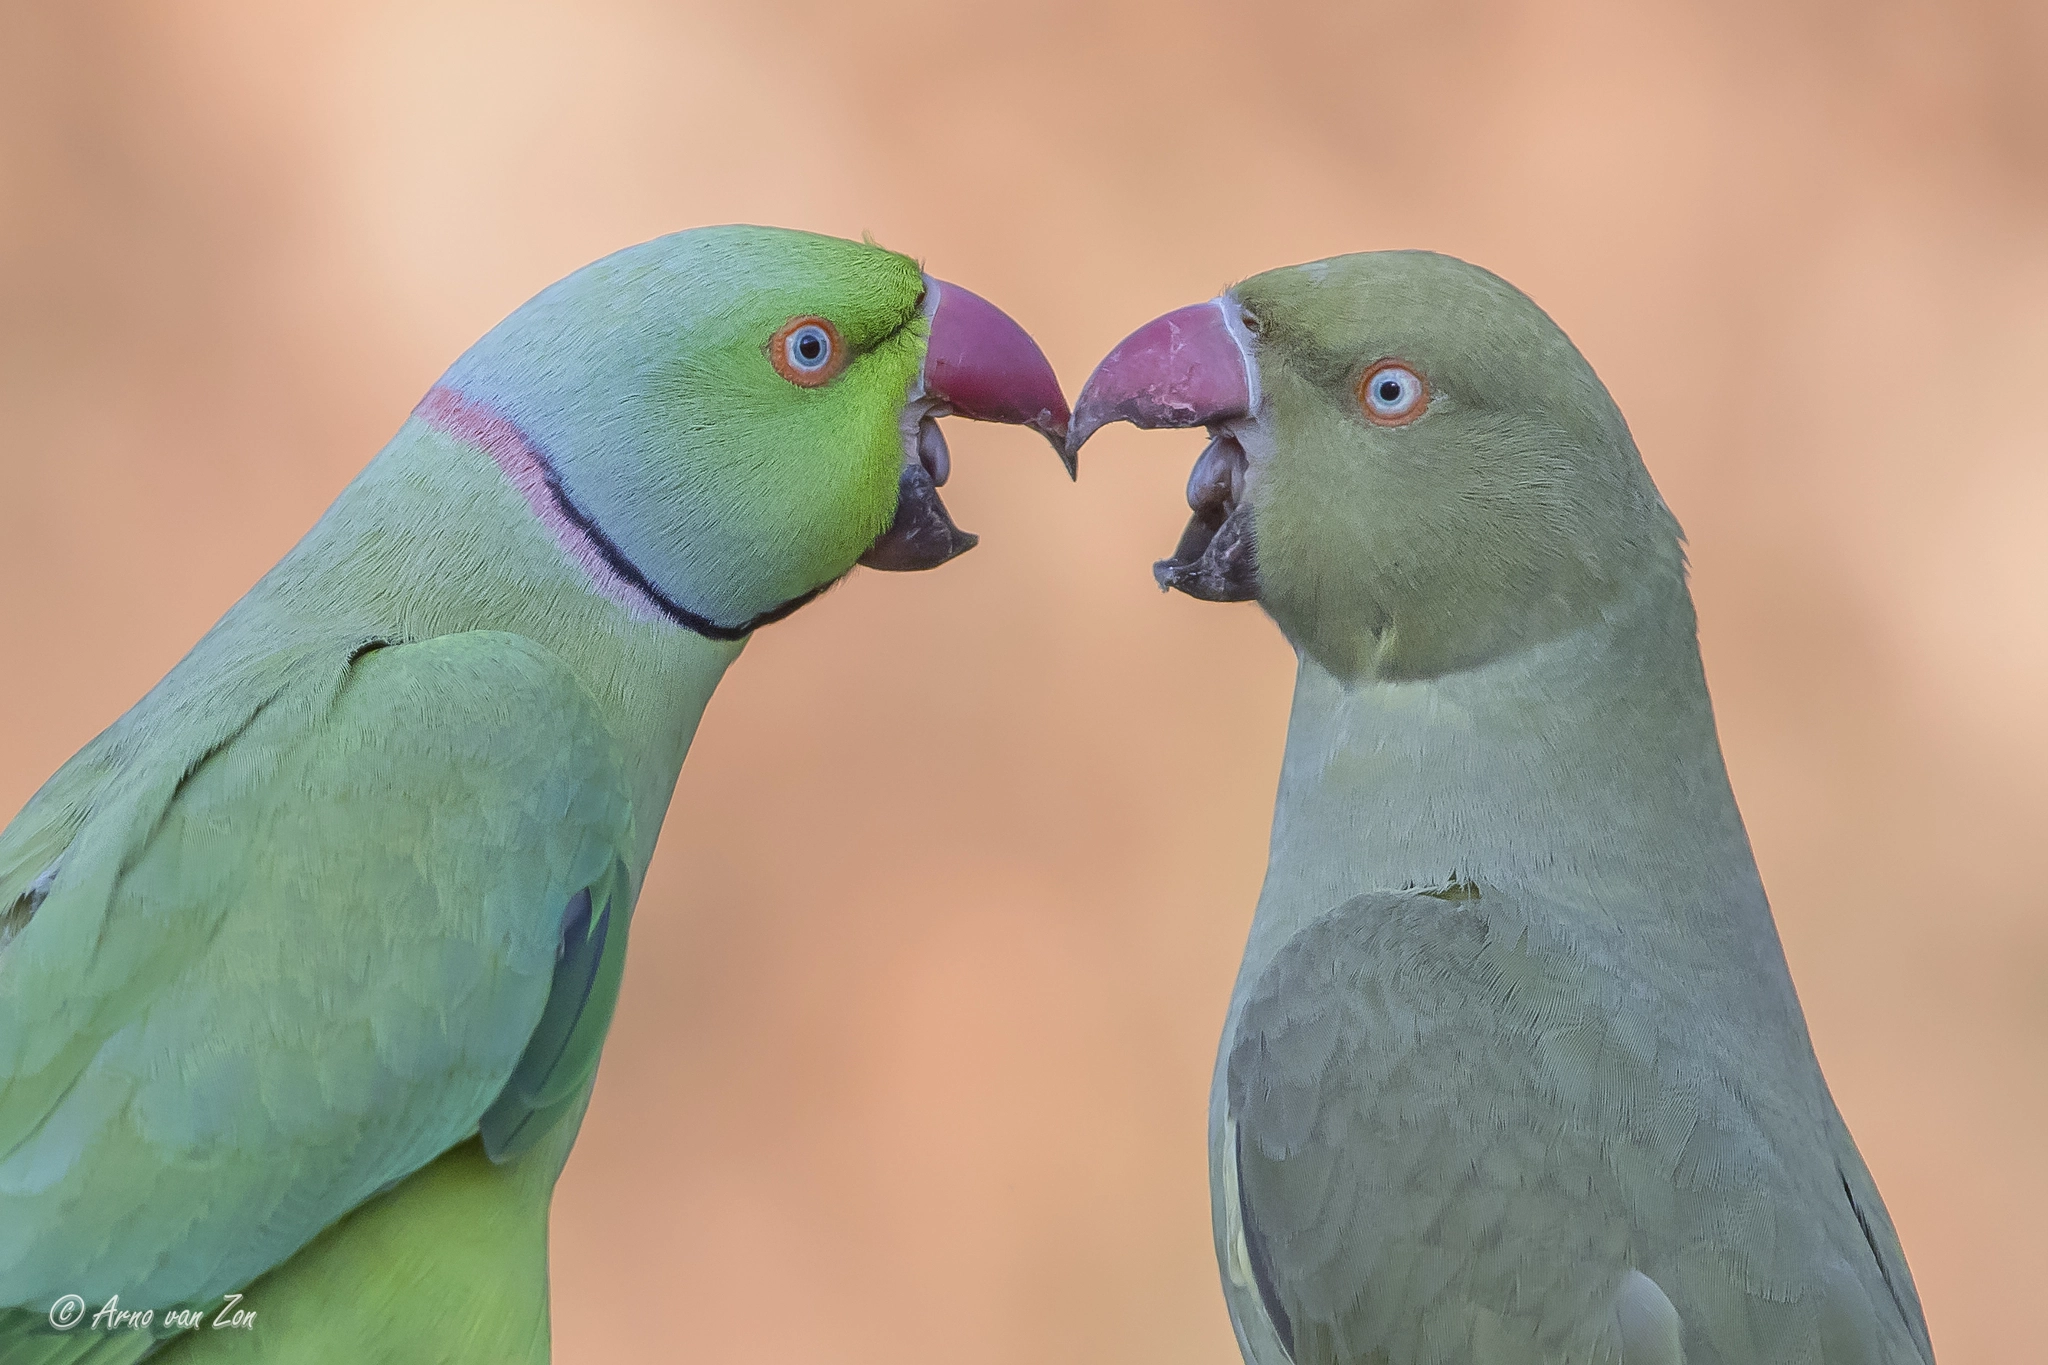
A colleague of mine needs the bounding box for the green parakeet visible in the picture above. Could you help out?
[0,224,1068,1364]
[1067,252,1934,1365]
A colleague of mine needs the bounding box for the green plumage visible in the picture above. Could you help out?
[0,224,952,1362]
[0,628,641,1361]
[1225,884,1927,1364]
[1103,253,1937,1363]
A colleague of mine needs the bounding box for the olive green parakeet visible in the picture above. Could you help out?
[1067,252,1933,1365]
[0,225,1068,1364]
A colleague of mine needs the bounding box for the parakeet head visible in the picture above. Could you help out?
[425,225,1068,638]
[1065,251,1682,679]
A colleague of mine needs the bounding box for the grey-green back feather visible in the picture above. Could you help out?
[1222,885,1929,1365]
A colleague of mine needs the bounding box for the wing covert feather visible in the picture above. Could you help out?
[0,631,635,1317]
[480,857,634,1164]
[1224,887,1930,1365]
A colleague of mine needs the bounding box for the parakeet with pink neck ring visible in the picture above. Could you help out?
[0,224,1068,1364]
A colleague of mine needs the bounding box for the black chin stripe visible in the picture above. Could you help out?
[536,453,830,641]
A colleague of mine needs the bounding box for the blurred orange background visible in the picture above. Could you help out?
[3,2,2043,1361]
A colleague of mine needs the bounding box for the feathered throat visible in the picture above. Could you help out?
[413,385,824,641]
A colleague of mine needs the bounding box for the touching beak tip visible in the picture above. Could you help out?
[1022,401,1074,477]
[921,276,1072,472]
[1054,421,1080,478]
[1061,407,1102,475]
[1064,362,1131,469]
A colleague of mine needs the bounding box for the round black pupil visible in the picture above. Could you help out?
[797,333,824,362]
[1378,379,1402,402]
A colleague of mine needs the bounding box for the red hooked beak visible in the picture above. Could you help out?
[920,275,1071,467]
[859,277,1070,573]
[1066,296,1264,601]
[1065,297,1258,470]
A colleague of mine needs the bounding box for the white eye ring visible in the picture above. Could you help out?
[1359,361,1428,425]
[785,324,833,373]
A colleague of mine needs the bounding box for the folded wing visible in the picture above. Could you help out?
[0,630,636,1320]
[1223,886,1931,1365]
